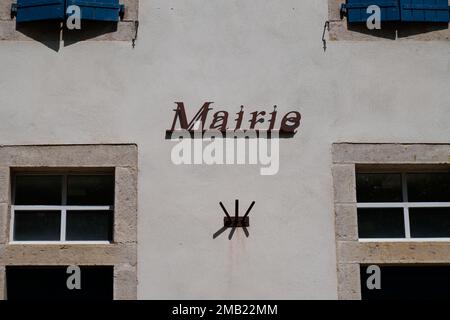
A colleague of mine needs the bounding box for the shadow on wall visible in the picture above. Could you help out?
[63,21,118,46]
[347,22,449,39]
[347,22,398,40]
[397,22,449,38]
[16,21,62,51]
[15,21,118,52]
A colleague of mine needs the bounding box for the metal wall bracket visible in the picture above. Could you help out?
[11,3,17,19]
[224,216,249,228]
[340,3,347,19]
[119,4,125,20]
[213,200,255,240]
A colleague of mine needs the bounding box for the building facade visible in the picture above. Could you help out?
[0,0,449,300]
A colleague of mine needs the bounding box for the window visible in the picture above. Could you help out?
[12,0,125,23]
[10,172,114,244]
[333,144,450,300]
[341,0,450,23]
[356,171,450,241]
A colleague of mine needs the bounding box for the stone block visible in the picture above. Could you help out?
[332,164,356,203]
[335,204,358,241]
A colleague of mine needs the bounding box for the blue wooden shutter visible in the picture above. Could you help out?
[400,0,450,22]
[67,0,122,22]
[343,0,401,23]
[16,0,65,22]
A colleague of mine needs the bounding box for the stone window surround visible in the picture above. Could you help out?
[0,144,138,300]
[0,0,139,41]
[328,0,450,41]
[332,143,450,300]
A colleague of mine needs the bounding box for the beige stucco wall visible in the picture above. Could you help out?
[0,1,449,299]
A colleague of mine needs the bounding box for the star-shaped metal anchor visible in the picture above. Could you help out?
[213,200,255,240]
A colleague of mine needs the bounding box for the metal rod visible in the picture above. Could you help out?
[243,201,255,219]
[219,202,231,220]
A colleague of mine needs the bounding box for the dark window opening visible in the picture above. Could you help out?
[66,210,113,241]
[6,266,114,300]
[357,173,403,203]
[14,211,61,241]
[357,208,405,238]
[14,175,62,205]
[361,265,450,300]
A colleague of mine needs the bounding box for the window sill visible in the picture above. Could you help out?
[8,241,112,245]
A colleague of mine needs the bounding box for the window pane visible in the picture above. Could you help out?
[356,173,403,202]
[407,173,450,202]
[14,211,61,241]
[66,210,113,241]
[358,208,405,238]
[67,175,114,206]
[410,208,450,238]
[14,175,62,205]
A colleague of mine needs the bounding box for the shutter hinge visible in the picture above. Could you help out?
[132,20,139,48]
[322,20,330,51]
[119,4,125,20]
[340,3,347,19]
[11,3,17,19]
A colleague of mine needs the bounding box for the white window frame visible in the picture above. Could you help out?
[357,172,450,242]
[9,173,113,245]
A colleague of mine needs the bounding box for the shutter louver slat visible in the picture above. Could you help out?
[400,0,450,22]
[16,0,65,22]
[344,0,401,23]
[67,0,122,22]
